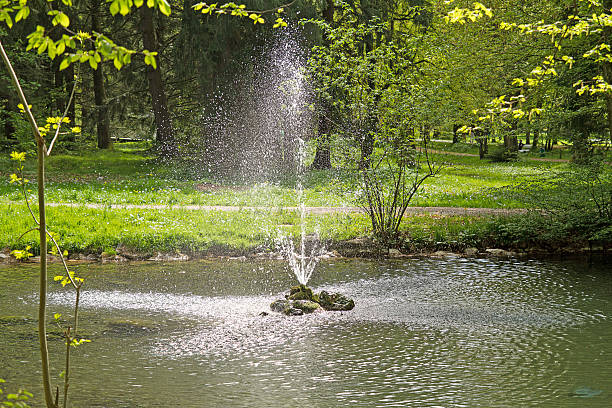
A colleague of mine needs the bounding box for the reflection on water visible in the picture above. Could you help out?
[0,258,610,407]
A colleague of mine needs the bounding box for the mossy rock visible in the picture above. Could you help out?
[271,287,355,315]
[291,300,320,314]
[270,299,291,314]
[286,285,319,302]
[318,291,355,311]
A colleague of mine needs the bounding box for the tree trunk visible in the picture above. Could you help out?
[478,140,485,159]
[504,134,518,151]
[525,127,530,145]
[141,5,177,157]
[312,109,332,169]
[532,127,539,148]
[64,64,76,124]
[0,38,56,408]
[92,0,111,149]
[452,124,460,143]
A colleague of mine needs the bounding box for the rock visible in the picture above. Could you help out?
[270,299,319,315]
[286,285,318,302]
[333,237,385,258]
[291,300,320,314]
[485,248,517,257]
[147,252,190,262]
[229,256,247,261]
[288,308,304,316]
[318,291,355,311]
[259,311,269,317]
[388,248,403,257]
[271,287,355,315]
[270,299,291,314]
[116,245,146,260]
[101,254,128,264]
[464,247,479,256]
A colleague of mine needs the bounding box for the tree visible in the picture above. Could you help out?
[1,0,172,405]
[310,0,334,170]
[1,2,290,405]
[91,0,111,149]
[445,0,612,159]
[307,6,442,243]
[140,4,176,156]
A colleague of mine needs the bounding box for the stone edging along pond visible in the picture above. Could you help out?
[0,237,604,266]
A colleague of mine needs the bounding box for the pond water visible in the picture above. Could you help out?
[0,257,610,407]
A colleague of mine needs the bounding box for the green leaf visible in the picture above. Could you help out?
[48,41,56,59]
[15,7,30,22]
[144,53,157,69]
[119,0,130,16]
[109,0,120,15]
[37,39,48,55]
[156,0,171,16]
[89,56,98,70]
[3,12,14,29]
[58,12,69,27]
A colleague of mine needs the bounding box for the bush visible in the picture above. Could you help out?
[499,162,611,248]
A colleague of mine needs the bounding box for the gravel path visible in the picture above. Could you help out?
[45,202,525,216]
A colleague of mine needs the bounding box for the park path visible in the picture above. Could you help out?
[45,202,524,216]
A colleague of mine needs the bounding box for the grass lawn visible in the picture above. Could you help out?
[1,201,504,256]
[0,143,568,209]
[0,142,595,256]
[0,202,370,254]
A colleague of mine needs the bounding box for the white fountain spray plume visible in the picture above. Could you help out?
[265,27,325,286]
[279,136,327,286]
[197,26,324,284]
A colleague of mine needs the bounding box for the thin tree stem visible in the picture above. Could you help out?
[0,38,55,408]
[48,69,80,156]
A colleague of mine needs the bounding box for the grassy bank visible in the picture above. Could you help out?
[0,203,596,259]
[0,144,607,259]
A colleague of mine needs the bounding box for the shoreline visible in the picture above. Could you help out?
[1,240,606,266]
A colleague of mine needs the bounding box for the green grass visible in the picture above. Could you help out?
[0,142,605,257]
[0,201,528,256]
[0,144,572,209]
[0,203,370,255]
[407,151,566,207]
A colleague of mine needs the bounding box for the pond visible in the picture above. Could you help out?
[0,257,610,407]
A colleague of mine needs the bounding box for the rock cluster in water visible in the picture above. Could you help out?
[269,285,355,316]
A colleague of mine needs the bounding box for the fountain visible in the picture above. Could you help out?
[248,29,355,315]
[191,27,354,314]
[206,29,354,315]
